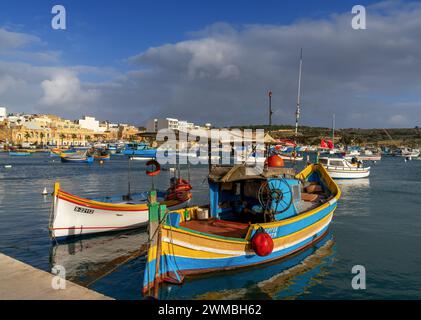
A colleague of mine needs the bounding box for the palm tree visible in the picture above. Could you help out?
[71,134,77,146]
[24,132,30,142]
[39,132,45,148]
[60,134,66,147]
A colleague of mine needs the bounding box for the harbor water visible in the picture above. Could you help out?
[1,153,421,299]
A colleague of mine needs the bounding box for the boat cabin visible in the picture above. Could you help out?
[319,157,362,168]
[168,165,332,239]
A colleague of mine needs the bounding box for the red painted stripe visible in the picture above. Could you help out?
[52,226,137,230]
[58,194,148,211]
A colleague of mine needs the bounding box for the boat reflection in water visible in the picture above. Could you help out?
[158,230,335,300]
[335,178,370,189]
[49,229,148,287]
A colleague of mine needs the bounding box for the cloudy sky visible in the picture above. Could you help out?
[0,0,420,128]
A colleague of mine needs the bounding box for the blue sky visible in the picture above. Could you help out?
[1,0,420,128]
[0,0,380,71]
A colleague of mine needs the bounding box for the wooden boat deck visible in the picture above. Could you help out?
[179,219,250,239]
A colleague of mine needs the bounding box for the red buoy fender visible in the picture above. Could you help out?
[251,228,274,257]
[175,178,192,191]
[267,155,284,168]
[146,160,161,176]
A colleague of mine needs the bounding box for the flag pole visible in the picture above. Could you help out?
[268,90,273,127]
[295,48,303,141]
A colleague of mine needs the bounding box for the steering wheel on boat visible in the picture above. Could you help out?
[257,179,293,215]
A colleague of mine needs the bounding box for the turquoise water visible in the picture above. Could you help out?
[1,153,421,299]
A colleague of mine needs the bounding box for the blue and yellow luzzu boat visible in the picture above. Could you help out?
[142,163,341,296]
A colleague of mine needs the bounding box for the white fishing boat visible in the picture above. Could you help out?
[277,154,304,161]
[49,181,192,239]
[319,157,370,179]
[359,150,381,161]
[399,147,420,158]
[130,156,155,161]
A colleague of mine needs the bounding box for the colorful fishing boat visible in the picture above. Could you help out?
[60,151,94,163]
[49,179,192,240]
[142,162,341,296]
[9,151,32,156]
[123,142,157,158]
[94,150,111,161]
[319,157,370,179]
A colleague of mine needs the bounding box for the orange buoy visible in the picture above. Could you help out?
[146,160,161,176]
[251,228,274,257]
[267,155,284,167]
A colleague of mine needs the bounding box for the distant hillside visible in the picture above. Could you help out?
[229,125,421,147]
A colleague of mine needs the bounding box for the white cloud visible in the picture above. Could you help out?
[2,1,421,128]
[39,71,99,107]
[0,28,40,51]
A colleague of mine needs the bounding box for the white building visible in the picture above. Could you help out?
[0,107,7,121]
[146,118,203,132]
[78,116,102,133]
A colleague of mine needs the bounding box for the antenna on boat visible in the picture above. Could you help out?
[293,49,303,167]
[295,48,303,141]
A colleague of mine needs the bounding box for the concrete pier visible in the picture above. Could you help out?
[0,253,113,300]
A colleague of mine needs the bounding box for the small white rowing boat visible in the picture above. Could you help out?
[49,182,192,240]
[130,156,154,161]
[319,157,370,179]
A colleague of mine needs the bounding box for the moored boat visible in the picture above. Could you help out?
[94,150,111,161]
[49,180,192,240]
[319,157,370,179]
[142,162,341,296]
[60,151,94,163]
[123,142,157,158]
[9,151,31,156]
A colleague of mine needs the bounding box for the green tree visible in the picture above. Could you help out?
[60,133,66,147]
[71,133,77,146]
[40,132,45,148]
[24,132,30,142]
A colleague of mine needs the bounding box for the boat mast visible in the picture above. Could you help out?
[295,49,303,141]
[332,113,335,149]
[268,90,273,126]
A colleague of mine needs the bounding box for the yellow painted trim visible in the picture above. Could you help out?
[163,224,248,244]
[147,245,158,263]
[160,211,334,259]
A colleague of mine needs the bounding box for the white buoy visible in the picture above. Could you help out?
[42,187,48,195]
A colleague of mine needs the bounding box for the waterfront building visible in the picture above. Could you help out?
[78,116,102,133]
[146,118,210,132]
[0,107,6,121]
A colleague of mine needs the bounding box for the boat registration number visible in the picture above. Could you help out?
[74,206,95,214]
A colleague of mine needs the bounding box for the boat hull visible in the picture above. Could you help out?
[60,156,94,163]
[142,164,341,294]
[9,152,31,156]
[123,149,157,157]
[324,166,370,179]
[277,154,304,161]
[94,155,111,161]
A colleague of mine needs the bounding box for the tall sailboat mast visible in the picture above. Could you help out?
[268,90,273,126]
[332,113,335,148]
[295,49,303,140]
